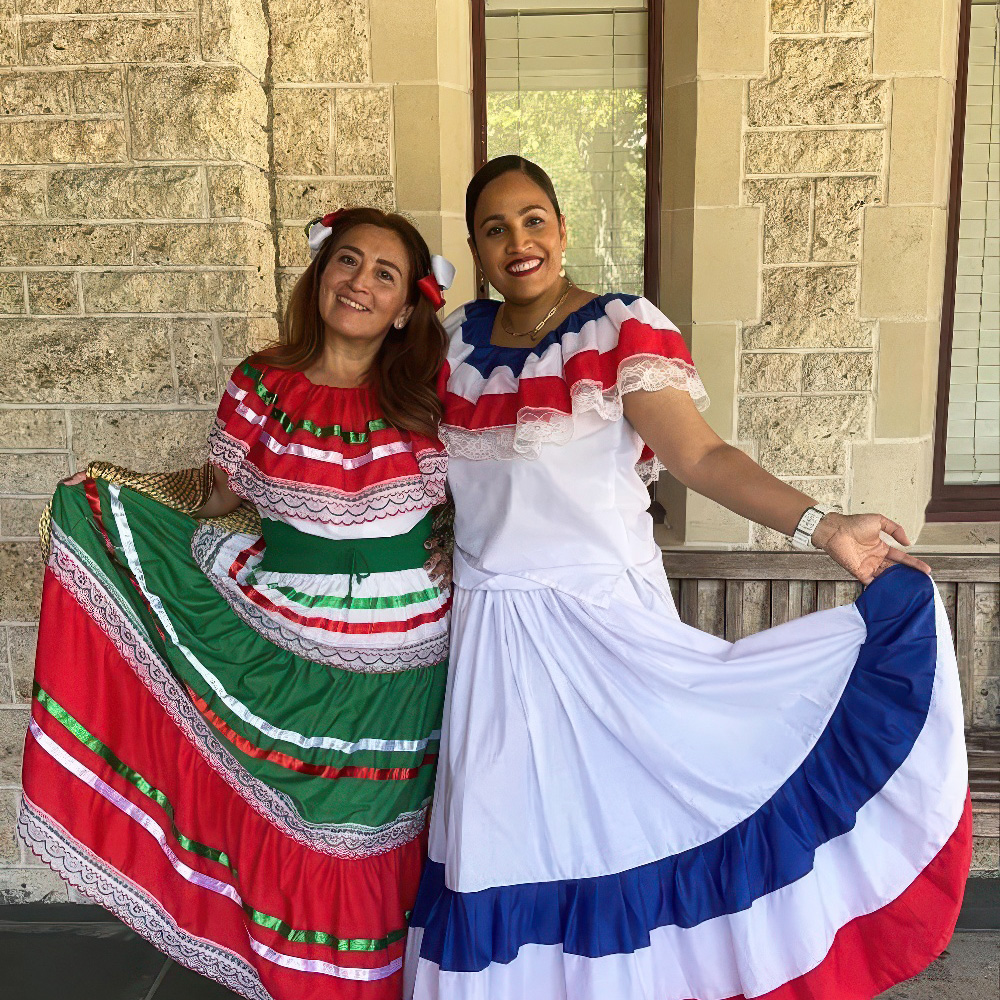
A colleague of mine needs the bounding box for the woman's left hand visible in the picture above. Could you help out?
[423,537,452,592]
[812,512,932,586]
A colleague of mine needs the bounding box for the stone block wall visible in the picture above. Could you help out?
[0,0,473,902]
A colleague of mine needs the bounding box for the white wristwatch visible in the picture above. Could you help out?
[790,504,833,550]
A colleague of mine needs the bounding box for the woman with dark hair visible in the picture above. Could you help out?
[21,207,455,1000]
[404,157,971,1000]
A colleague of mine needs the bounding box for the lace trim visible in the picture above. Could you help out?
[441,356,708,475]
[209,423,447,527]
[18,795,274,1000]
[191,523,450,673]
[47,526,429,858]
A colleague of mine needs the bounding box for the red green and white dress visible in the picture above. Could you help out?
[19,360,450,1000]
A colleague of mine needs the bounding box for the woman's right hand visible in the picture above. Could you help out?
[60,471,87,487]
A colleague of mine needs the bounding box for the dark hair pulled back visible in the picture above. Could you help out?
[251,207,447,439]
[465,155,562,245]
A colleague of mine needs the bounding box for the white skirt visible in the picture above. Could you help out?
[405,565,971,1000]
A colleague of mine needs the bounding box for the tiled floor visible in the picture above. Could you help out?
[1,887,997,1000]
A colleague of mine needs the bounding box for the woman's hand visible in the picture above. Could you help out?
[423,537,452,592]
[60,471,87,486]
[812,512,931,586]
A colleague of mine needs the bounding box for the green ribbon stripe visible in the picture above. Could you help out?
[251,576,441,612]
[241,363,390,443]
[258,514,432,576]
[34,683,407,953]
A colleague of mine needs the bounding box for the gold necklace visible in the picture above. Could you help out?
[499,279,574,341]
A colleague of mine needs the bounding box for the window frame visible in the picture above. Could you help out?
[927,0,1000,521]
[470,0,664,305]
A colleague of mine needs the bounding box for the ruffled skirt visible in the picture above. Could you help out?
[19,479,448,1000]
[405,566,971,1000]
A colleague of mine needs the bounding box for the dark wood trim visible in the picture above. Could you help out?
[927,0,1000,520]
[470,0,488,172]
[643,0,664,306]
[470,0,488,297]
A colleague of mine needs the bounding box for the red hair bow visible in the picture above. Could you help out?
[416,274,445,311]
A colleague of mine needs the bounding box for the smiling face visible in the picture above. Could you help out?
[317,223,414,345]
[470,170,567,305]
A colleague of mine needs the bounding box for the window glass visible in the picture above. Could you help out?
[485,0,649,296]
[945,0,1000,485]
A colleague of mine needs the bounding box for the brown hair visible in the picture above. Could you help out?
[252,207,447,438]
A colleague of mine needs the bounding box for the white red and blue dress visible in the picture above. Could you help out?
[404,293,971,1000]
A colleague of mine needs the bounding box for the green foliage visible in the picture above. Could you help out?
[487,87,648,295]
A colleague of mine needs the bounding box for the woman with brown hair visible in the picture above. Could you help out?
[20,207,454,1000]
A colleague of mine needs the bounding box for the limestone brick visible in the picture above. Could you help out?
[270,0,369,84]
[27,272,79,315]
[859,205,942,320]
[745,128,882,175]
[0,318,175,403]
[690,324,737,439]
[748,38,887,128]
[691,207,761,323]
[0,224,132,266]
[82,269,274,314]
[0,273,25,315]
[134,223,272,268]
[0,453,69,495]
[849,439,932,541]
[392,84,442,213]
[0,545,42,622]
[20,16,196,65]
[694,79,744,207]
[72,68,124,113]
[0,120,127,165]
[696,0,767,76]
[812,176,881,262]
[873,0,949,75]
[276,177,393,222]
[272,87,332,175]
[769,0,822,33]
[975,641,1000,683]
[71,409,213,471]
[739,394,870,476]
[172,323,222,404]
[801,351,873,392]
[745,178,811,264]
[0,868,71,906]
[661,0,698,88]
[0,70,74,115]
[0,11,16,67]
[275,270,300,317]
[335,88,391,176]
[370,0,436,83]
[0,499,49,540]
[219,316,278,360]
[128,66,267,165]
[753,265,867,348]
[0,170,46,220]
[0,409,67,449]
[739,352,803,393]
[47,166,205,220]
[875,321,935,438]
[7,625,36,702]
[659,208,694,326]
[886,76,953,207]
[434,86,471,218]
[0,790,18,862]
[824,0,874,32]
[207,165,271,222]
[661,84,696,214]
[200,0,269,78]
[277,224,311,268]
[22,0,195,12]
